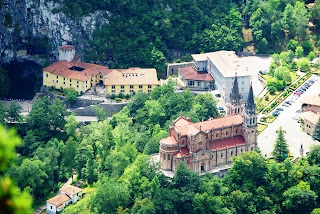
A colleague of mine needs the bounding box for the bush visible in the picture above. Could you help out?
[125,94,130,100]
[265,95,269,101]
[308,51,317,61]
[295,46,304,58]
[118,93,124,99]
[288,39,299,52]
[268,86,277,95]
[260,117,267,122]
[115,97,121,102]
[301,41,314,55]
[66,90,78,104]
[110,94,116,99]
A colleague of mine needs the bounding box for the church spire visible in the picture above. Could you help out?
[245,84,256,115]
[230,73,241,105]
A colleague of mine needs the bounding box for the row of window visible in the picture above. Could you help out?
[52,80,79,88]
[111,89,152,94]
[111,85,152,89]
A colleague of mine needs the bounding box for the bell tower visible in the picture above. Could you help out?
[242,85,257,151]
[227,73,242,115]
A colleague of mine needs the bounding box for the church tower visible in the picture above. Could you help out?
[242,85,257,151]
[227,73,242,115]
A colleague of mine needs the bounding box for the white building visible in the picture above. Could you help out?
[46,194,72,214]
[46,185,83,214]
[59,185,83,204]
[191,51,251,103]
[58,45,75,62]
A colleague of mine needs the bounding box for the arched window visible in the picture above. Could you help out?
[236,129,238,133]
[221,153,223,158]
[226,131,228,136]
[231,151,233,156]
[163,153,166,160]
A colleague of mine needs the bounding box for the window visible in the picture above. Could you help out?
[187,160,189,164]
[64,78,65,80]
[56,76,58,79]
[236,129,238,133]
[226,131,228,136]
[86,81,87,84]
[163,153,166,160]
[188,81,195,86]
[198,81,201,87]
[70,83,72,86]
[198,142,202,147]
[148,85,152,88]
[52,80,54,83]
[231,151,233,156]
[120,89,125,93]
[112,85,115,89]
[139,85,143,89]
[70,79,72,82]
[63,82,65,85]
[221,153,223,158]
[51,206,52,209]
[216,133,218,138]
[121,85,124,89]
[130,85,133,89]
[148,90,152,93]
[240,149,243,152]
[77,81,79,84]
[111,89,116,93]
[46,74,48,77]
[251,147,253,151]
[130,90,134,93]
[77,85,79,88]
[56,80,58,83]
[168,154,170,159]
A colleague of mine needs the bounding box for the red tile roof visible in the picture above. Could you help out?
[175,115,243,136]
[43,60,110,81]
[178,67,214,81]
[172,116,192,126]
[160,136,177,145]
[209,135,245,150]
[60,45,75,51]
[47,194,71,206]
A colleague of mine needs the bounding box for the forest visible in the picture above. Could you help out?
[1,82,320,214]
[48,0,320,77]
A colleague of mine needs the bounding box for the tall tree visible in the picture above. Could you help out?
[312,117,320,141]
[272,127,289,162]
[0,125,33,214]
[6,101,22,122]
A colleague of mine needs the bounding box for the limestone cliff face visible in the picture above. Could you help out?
[0,0,108,63]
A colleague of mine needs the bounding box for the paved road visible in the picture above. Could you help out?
[258,75,320,158]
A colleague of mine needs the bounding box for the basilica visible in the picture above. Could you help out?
[159,75,258,173]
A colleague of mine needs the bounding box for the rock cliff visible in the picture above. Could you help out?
[0,0,108,63]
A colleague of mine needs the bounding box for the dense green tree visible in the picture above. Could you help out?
[0,125,33,214]
[173,162,200,192]
[311,0,320,30]
[66,90,78,104]
[91,178,130,214]
[282,181,317,214]
[229,151,268,190]
[312,117,320,141]
[288,39,299,51]
[64,113,78,136]
[295,46,304,58]
[61,137,78,176]
[296,57,310,72]
[308,51,317,62]
[0,66,9,99]
[0,102,6,124]
[6,101,22,122]
[307,145,320,165]
[272,127,289,162]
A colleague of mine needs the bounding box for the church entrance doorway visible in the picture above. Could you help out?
[201,163,205,172]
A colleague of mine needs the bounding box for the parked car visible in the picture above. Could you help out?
[282,103,289,107]
[285,101,292,105]
[272,111,280,116]
[218,106,224,111]
[294,91,302,95]
[295,110,302,114]
[276,107,284,111]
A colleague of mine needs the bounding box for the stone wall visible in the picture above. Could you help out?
[71,102,127,117]
[167,62,193,77]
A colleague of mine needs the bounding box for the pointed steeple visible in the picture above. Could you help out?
[245,84,256,115]
[230,73,242,105]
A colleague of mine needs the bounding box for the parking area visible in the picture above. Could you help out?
[258,75,320,158]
